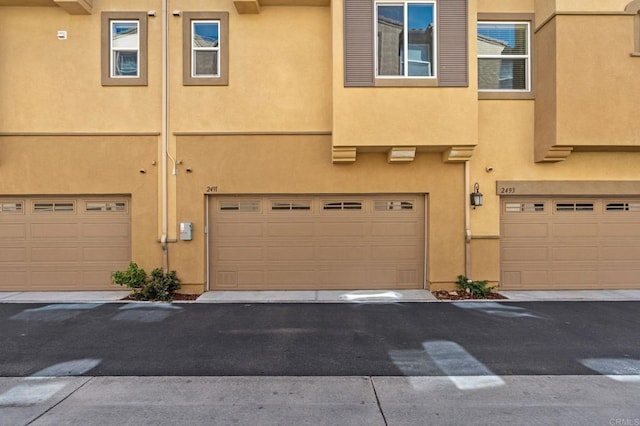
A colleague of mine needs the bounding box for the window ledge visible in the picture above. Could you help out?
[375,78,438,88]
[479,91,535,100]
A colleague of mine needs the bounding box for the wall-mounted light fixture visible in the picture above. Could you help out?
[470,182,483,209]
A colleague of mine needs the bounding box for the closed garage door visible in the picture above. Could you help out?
[0,196,131,291]
[208,195,425,290]
[501,198,640,290]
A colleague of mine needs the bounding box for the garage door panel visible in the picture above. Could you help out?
[216,247,263,262]
[371,222,420,237]
[31,247,80,262]
[82,222,129,238]
[0,223,27,238]
[83,247,130,262]
[316,246,370,261]
[599,222,640,237]
[502,197,640,290]
[552,223,599,238]
[209,195,425,290]
[502,247,548,262]
[214,222,263,237]
[266,222,314,237]
[31,223,81,238]
[266,270,316,287]
[0,271,28,288]
[502,222,548,238]
[601,246,640,261]
[551,269,599,286]
[266,246,315,261]
[316,222,368,237]
[598,269,639,286]
[0,248,27,262]
[31,271,81,287]
[371,245,418,261]
[550,246,599,261]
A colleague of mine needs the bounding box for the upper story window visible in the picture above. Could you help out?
[192,21,220,78]
[344,0,468,88]
[111,21,139,77]
[183,12,229,86]
[376,2,436,78]
[101,12,148,86]
[477,16,533,99]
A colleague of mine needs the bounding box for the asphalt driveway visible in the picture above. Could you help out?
[1,301,639,377]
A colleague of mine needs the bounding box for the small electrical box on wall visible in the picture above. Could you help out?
[179,222,193,241]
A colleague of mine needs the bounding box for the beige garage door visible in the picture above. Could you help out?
[0,196,131,291]
[501,198,640,290]
[208,195,425,290]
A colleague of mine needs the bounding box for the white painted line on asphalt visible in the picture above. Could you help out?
[452,302,542,319]
[581,358,640,383]
[422,341,505,390]
[9,304,104,322]
[0,382,67,406]
[28,359,102,378]
[340,291,402,302]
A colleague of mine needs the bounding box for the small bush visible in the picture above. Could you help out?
[455,275,495,299]
[112,263,181,302]
[111,262,147,289]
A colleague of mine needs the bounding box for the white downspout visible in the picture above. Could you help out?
[464,161,472,278]
[160,0,169,272]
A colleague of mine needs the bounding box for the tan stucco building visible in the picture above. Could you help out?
[1,0,640,293]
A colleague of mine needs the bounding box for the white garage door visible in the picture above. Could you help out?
[0,196,131,291]
[208,195,426,290]
[501,198,640,290]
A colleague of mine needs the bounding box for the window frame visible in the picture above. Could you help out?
[183,12,229,86]
[477,14,534,100]
[344,0,468,88]
[374,1,438,82]
[101,12,148,86]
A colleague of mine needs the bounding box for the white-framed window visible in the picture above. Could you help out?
[375,1,437,78]
[478,21,531,92]
[110,20,140,78]
[101,12,147,86]
[191,20,220,78]
[183,12,229,86]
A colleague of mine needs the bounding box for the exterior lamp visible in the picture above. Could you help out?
[470,182,483,209]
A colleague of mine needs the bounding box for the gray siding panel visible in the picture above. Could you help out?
[344,0,374,87]
[438,0,469,87]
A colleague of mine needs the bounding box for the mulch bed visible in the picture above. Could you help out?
[121,293,200,302]
[432,290,507,301]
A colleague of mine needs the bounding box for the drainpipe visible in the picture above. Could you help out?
[464,160,472,278]
[160,0,169,272]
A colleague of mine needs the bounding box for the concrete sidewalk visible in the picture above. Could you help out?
[2,375,638,425]
[3,289,640,303]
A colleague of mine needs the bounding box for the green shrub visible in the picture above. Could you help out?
[455,275,495,298]
[111,262,147,289]
[112,263,181,302]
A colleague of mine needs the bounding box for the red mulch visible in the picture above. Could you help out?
[432,290,507,301]
[121,293,200,301]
